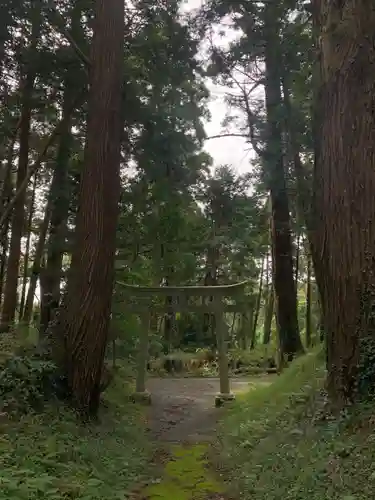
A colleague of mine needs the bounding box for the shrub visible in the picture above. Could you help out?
[0,354,57,415]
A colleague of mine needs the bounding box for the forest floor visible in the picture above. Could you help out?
[3,342,375,500]
[130,376,273,499]
[217,352,375,500]
[132,353,375,500]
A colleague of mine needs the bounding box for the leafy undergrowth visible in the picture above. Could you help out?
[143,444,225,500]
[218,350,375,500]
[148,345,276,378]
[0,364,150,500]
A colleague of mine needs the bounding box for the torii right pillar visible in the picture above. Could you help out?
[214,296,235,407]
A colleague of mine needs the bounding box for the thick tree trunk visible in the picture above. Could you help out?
[53,0,124,416]
[264,2,303,361]
[312,0,375,404]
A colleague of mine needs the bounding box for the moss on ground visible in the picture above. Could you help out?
[143,443,225,500]
[219,349,375,500]
[0,365,150,500]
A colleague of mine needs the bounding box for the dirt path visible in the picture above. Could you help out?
[132,376,272,500]
[146,377,259,443]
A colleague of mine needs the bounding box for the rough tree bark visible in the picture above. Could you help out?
[313,0,375,404]
[53,0,124,416]
[263,1,304,360]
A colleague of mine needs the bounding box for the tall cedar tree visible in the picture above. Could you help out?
[313,0,375,404]
[54,0,124,415]
[263,1,303,359]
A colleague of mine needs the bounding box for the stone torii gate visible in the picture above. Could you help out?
[116,280,248,406]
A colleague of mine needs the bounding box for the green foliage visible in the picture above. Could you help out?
[0,355,56,415]
[357,335,375,397]
[148,348,217,377]
[218,350,375,499]
[109,311,143,360]
[228,345,277,372]
[0,368,150,500]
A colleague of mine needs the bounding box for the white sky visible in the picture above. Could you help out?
[183,0,254,175]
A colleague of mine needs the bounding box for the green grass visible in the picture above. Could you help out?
[0,365,150,500]
[219,350,375,500]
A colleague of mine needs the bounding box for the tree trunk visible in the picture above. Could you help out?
[240,309,254,350]
[263,287,274,345]
[19,174,37,318]
[0,215,10,304]
[264,2,303,361]
[305,253,312,348]
[295,231,300,285]
[0,3,41,327]
[203,241,218,347]
[312,0,375,404]
[53,0,124,416]
[1,75,34,327]
[282,77,313,234]
[40,90,73,330]
[0,164,12,307]
[263,250,274,345]
[0,1,12,68]
[251,256,264,349]
[239,313,247,350]
[41,2,83,330]
[22,191,53,325]
[163,274,175,354]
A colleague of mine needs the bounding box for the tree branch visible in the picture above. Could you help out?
[44,1,90,68]
[0,89,86,228]
[229,74,265,157]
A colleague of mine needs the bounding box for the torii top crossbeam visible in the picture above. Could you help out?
[116,280,249,296]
